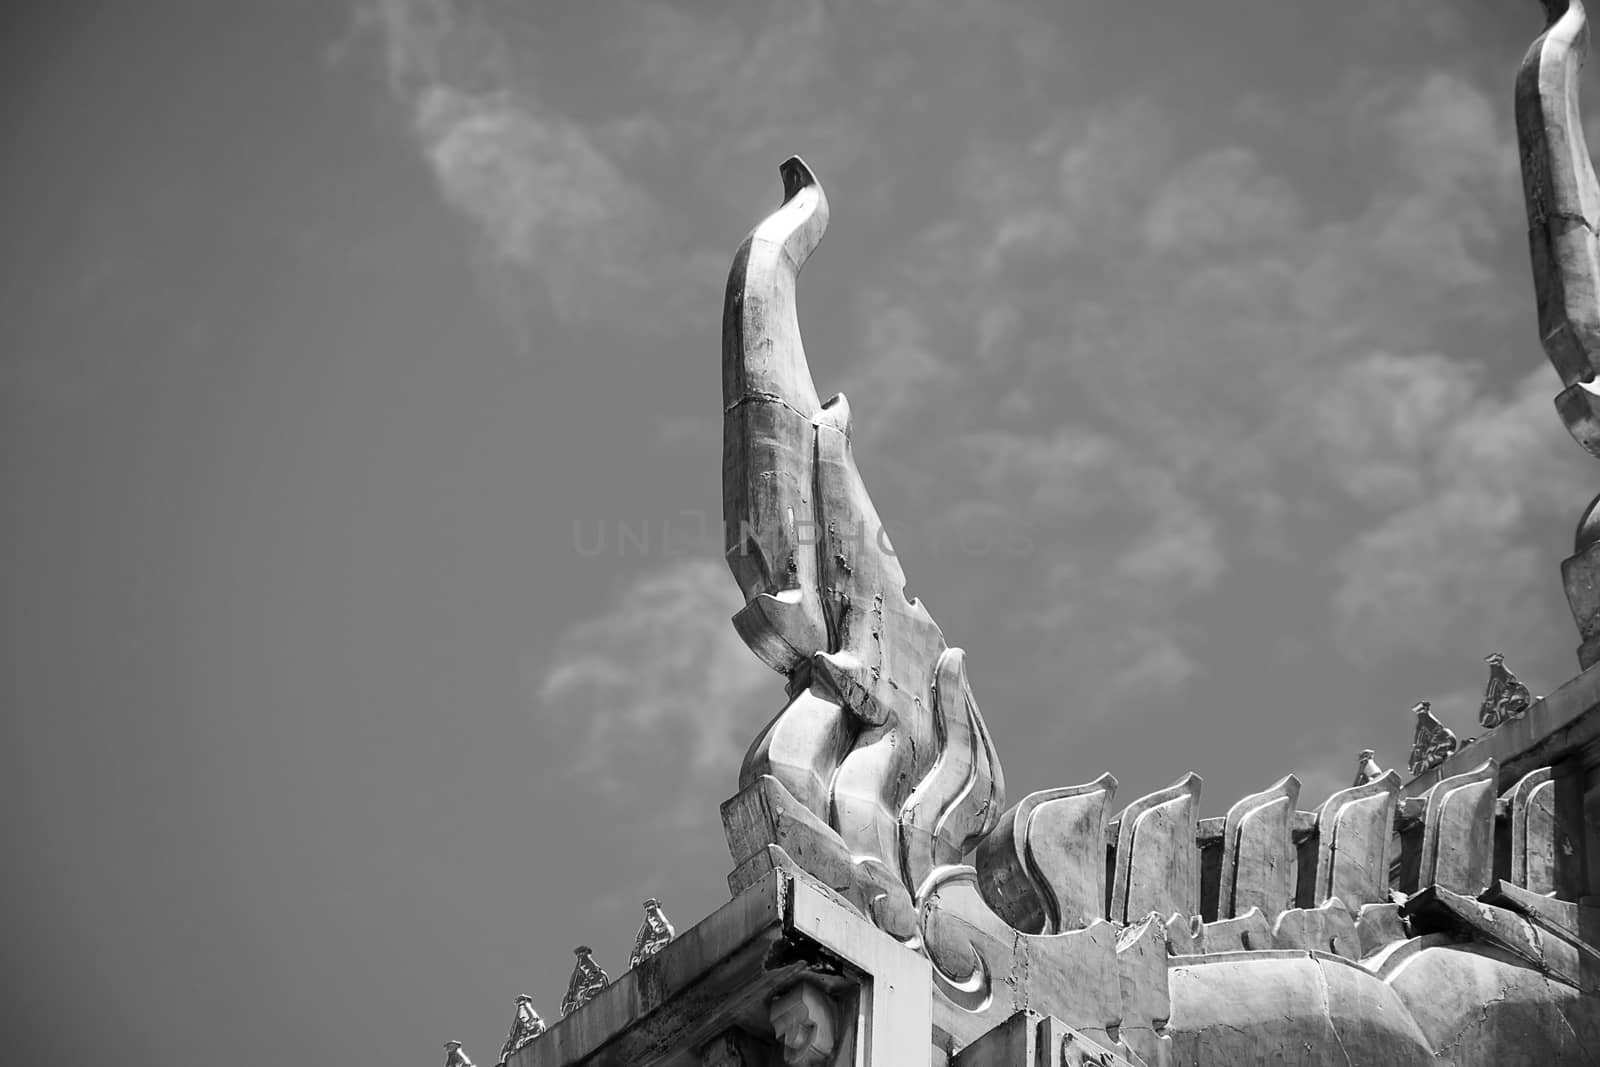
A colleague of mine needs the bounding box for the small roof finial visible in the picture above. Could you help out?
[560,946,609,1018]
[1353,749,1384,786]
[630,897,677,968]
[1407,700,1459,777]
[1479,652,1532,729]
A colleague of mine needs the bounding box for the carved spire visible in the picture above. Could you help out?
[495,996,545,1066]
[629,898,676,968]
[1408,701,1459,777]
[1479,652,1533,729]
[1353,749,1384,787]
[559,946,608,1018]
[443,1041,476,1067]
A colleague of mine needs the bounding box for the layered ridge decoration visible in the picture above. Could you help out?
[708,136,1598,1063]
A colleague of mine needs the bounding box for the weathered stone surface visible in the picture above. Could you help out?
[1218,775,1298,924]
[1110,774,1201,924]
[1309,770,1399,914]
[1270,898,1360,960]
[976,775,1117,935]
[1198,907,1272,954]
[1355,902,1407,959]
[1115,915,1172,1067]
[1419,759,1498,897]
[1507,765,1560,894]
[1168,954,1435,1066]
[951,1012,1136,1067]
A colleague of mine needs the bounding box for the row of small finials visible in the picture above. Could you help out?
[1354,652,1536,788]
[442,898,677,1067]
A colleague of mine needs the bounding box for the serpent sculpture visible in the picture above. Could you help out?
[713,2,1600,1062]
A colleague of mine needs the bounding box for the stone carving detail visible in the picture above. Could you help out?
[1352,749,1383,786]
[1270,898,1360,959]
[1407,701,1457,777]
[976,775,1118,935]
[1507,766,1560,894]
[495,996,545,1066]
[629,898,676,968]
[721,158,1004,944]
[1310,771,1400,915]
[1115,914,1173,1067]
[559,946,608,1018]
[769,982,837,1067]
[1217,775,1298,924]
[1110,774,1202,924]
[1479,652,1533,729]
[1419,759,1499,897]
[443,1041,475,1067]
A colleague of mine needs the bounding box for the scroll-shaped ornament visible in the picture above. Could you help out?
[1218,775,1299,924]
[1406,701,1457,778]
[1517,0,1600,457]
[1311,770,1400,915]
[916,865,1123,1049]
[1479,652,1533,729]
[722,158,1005,942]
[1507,765,1559,894]
[975,774,1118,935]
[1110,774,1202,924]
[1270,898,1360,960]
[1419,758,1499,897]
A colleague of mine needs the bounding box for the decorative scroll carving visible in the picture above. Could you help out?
[1199,907,1272,953]
[1517,0,1600,459]
[769,982,837,1066]
[444,1041,475,1067]
[1311,771,1400,915]
[1110,774,1202,924]
[1419,759,1499,897]
[721,157,1004,943]
[975,775,1117,935]
[1407,701,1457,777]
[1479,653,1533,729]
[495,996,545,1066]
[559,946,608,1018]
[1506,766,1559,894]
[1218,775,1299,924]
[917,865,1125,1050]
[630,898,676,968]
[1352,749,1383,787]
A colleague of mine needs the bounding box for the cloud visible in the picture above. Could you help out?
[363,0,694,325]
[538,558,777,823]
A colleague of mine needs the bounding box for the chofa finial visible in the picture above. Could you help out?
[559,946,609,1018]
[444,1041,476,1067]
[629,898,676,968]
[1407,701,1459,777]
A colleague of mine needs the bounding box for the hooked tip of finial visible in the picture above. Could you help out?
[779,156,818,203]
[574,945,592,956]
[1359,749,1376,760]
[1485,651,1505,664]
[1412,700,1431,714]
[642,897,660,908]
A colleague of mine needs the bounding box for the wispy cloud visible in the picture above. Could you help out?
[538,558,775,826]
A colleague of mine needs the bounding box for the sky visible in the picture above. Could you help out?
[5,0,1596,1063]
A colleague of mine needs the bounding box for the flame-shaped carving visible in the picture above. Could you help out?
[722,158,1004,939]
